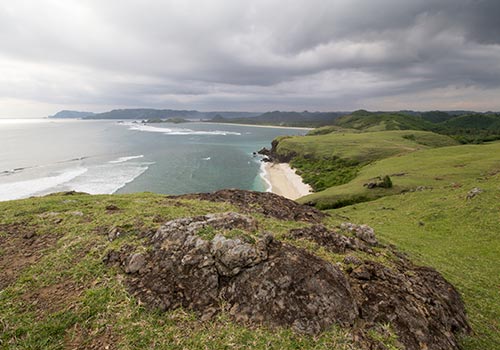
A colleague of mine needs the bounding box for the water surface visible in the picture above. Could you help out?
[0,119,307,201]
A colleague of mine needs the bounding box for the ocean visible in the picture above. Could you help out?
[0,119,307,201]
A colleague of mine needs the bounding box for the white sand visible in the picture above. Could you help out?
[263,162,312,200]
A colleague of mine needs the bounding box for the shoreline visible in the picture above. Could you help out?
[203,121,313,131]
[261,162,312,200]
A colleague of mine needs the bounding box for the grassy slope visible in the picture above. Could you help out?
[298,142,499,208]
[0,192,364,350]
[277,130,457,162]
[330,170,500,350]
[297,142,500,349]
[275,130,457,191]
[334,112,435,132]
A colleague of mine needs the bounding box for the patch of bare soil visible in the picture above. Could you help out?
[0,223,61,290]
[21,280,85,318]
[65,323,118,350]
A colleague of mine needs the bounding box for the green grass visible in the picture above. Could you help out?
[291,139,500,349]
[277,130,457,162]
[328,176,500,349]
[275,130,457,191]
[334,112,436,131]
[0,192,356,349]
[299,142,500,209]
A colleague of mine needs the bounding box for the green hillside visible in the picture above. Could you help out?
[272,130,457,191]
[440,113,500,130]
[0,193,357,350]
[326,147,500,349]
[293,141,500,349]
[311,110,500,144]
[334,112,435,131]
[298,142,500,208]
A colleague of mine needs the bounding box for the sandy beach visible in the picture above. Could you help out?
[263,162,312,200]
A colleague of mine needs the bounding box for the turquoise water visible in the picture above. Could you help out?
[0,119,307,201]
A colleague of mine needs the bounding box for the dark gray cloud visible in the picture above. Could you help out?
[0,0,500,116]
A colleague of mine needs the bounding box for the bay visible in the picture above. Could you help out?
[0,119,307,201]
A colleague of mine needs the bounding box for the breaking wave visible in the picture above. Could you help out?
[124,122,241,136]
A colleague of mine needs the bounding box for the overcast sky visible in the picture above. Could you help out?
[1,0,500,117]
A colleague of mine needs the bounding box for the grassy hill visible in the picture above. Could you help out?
[262,123,500,349]
[298,142,500,209]
[1,193,358,350]
[330,111,500,144]
[325,147,500,350]
[333,111,435,131]
[271,130,457,191]
[290,140,500,349]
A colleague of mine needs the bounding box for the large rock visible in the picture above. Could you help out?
[106,212,357,334]
[105,205,470,350]
[220,241,357,334]
[288,223,470,350]
[349,261,470,350]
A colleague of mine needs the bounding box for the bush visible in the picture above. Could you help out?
[381,175,393,188]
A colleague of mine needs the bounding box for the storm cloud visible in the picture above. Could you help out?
[1,0,499,116]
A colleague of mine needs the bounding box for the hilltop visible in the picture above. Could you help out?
[0,190,470,350]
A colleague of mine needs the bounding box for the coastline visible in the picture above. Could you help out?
[203,121,313,131]
[261,162,312,200]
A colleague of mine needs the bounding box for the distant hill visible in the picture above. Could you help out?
[439,113,500,130]
[334,111,434,131]
[50,109,260,120]
[208,111,348,127]
[316,110,500,144]
[49,110,95,118]
[49,108,500,143]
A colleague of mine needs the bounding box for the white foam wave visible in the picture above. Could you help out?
[68,162,150,194]
[0,167,88,201]
[109,155,144,164]
[202,157,211,160]
[125,123,241,136]
[259,161,273,192]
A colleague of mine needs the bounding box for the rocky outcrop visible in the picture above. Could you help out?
[349,261,470,350]
[257,138,297,163]
[105,212,357,334]
[105,203,470,350]
[288,223,470,350]
[170,189,325,223]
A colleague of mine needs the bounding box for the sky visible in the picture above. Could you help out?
[1,0,500,117]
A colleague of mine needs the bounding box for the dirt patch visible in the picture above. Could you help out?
[0,223,61,290]
[21,279,84,317]
[65,323,118,350]
[169,189,325,223]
